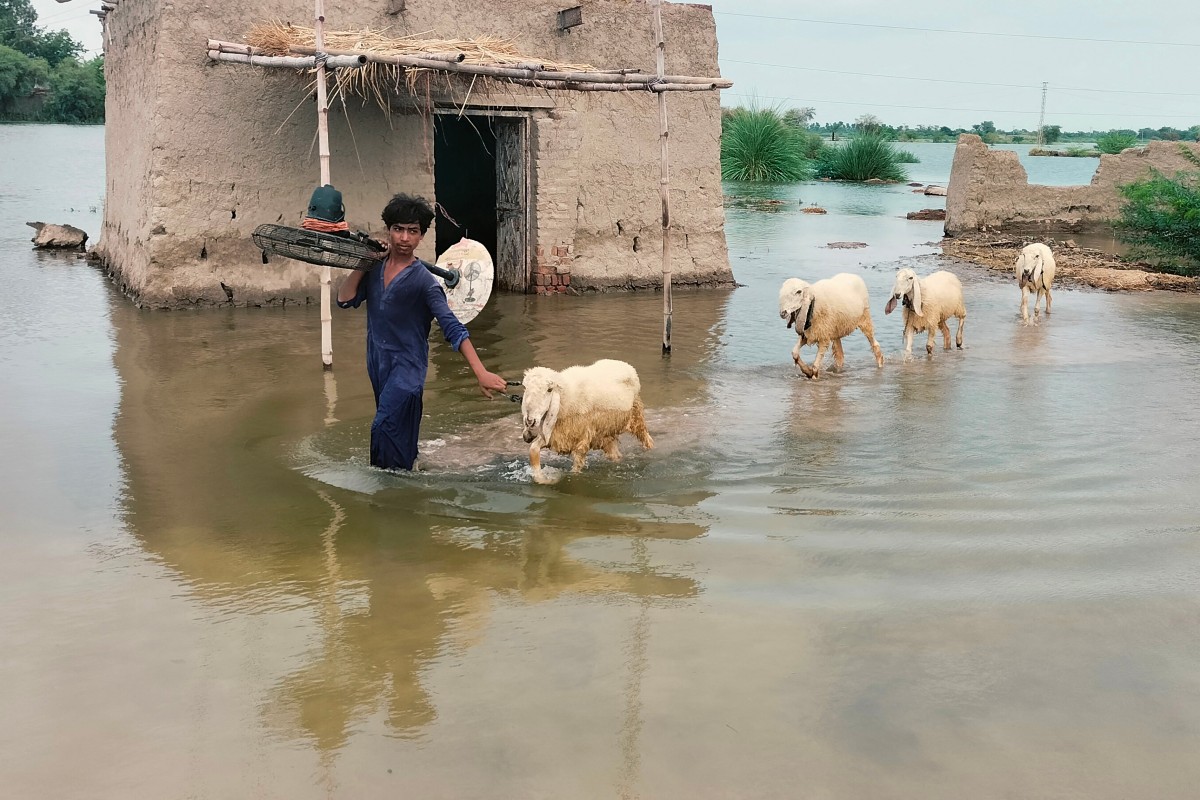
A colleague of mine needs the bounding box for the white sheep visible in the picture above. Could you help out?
[520,359,654,483]
[778,273,884,379]
[884,268,967,358]
[1014,242,1056,324]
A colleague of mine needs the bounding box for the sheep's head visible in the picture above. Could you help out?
[886,268,921,316]
[520,367,562,445]
[779,278,815,332]
[1016,250,1041,290]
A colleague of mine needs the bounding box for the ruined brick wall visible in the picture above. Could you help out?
[945,133,1200,235]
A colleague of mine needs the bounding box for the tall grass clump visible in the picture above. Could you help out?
[721,106,813,182]
[893,147,920,163]
[1096,131,1139,155]
[1115,169,1200,275]
[817,134,909,182]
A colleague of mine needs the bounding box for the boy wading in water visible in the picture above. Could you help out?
[337,194,507,470]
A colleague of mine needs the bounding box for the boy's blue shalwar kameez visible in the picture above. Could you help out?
[337,259,470,470]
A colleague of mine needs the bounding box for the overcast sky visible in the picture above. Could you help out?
[31,0,1200,132]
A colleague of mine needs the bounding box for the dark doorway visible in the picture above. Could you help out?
[433,114,528,292]
[434,115,497,259]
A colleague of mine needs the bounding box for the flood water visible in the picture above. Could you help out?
[3,126,1200,799]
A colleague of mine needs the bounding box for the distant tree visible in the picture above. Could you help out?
[1042,124,1062,144]
[783,106,816,128]
[973,120,996,136]
[43,55,104,123]
[854,114,884,135]
[1190,125,1200,141]
[1158,126,1182,141]
[0,43,47,108]
[1,0,82,66]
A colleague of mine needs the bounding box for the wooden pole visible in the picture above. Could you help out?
[314,0,333,369]
[652,0,672,355]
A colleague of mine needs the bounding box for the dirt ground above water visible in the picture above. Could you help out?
[941,233,1199,293]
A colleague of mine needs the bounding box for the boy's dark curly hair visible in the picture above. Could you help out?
[382,193,435,233]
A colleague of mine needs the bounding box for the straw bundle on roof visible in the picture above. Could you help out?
[245,22,599,106]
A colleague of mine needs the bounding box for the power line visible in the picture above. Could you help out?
[712,11,1200,48]
[723,92,1200,121]
[722,58,1200,99]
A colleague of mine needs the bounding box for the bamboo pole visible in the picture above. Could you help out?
[207,51,367,69]
[315,0,333,369]
[242,42,732,87]
[652,0,672,355]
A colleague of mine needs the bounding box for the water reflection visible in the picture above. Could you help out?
[108,287,714,759]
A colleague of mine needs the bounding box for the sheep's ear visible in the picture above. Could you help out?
[802,294,816,332]
[1031,257,1043,288]
[911,277,923,316]
[543,389,562,440]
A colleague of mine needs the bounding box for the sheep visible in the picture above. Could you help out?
[1014,242,1056,324]
[520,359,654,483]
[778,273,884,379]
[884,268,967,358]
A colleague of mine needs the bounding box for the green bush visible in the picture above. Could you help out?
[1096,131,1139,155]
[1115,169,1200,274]
[816,134,909,182]
[43,55,103,123]
[892,147,920,164]
[720,106,813,183]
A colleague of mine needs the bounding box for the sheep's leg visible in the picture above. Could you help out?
[629,399,655,449]
[1020,287,1030,324]
[903,327,915,361]
[939,320,952,350]
[1044,287,1053,316]
[831,338,845,371]
[810,341,829,379]
[570,442,590,473]
[858,315,885,367]
[793,340,815,378]
[529,445,550,484]
[926,327,936,355]
[955,314,966,349]
[601,437,623,462]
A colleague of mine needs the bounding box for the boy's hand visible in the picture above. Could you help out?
[476,370,508,399]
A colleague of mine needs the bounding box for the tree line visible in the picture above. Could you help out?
[777,108,1200,147]
[1,0,104,123]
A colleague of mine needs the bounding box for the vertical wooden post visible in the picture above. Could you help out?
[652,0,672,355]
[315,0,334,368]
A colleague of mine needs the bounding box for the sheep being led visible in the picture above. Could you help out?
[778,273,884,379]
[1015,242,1056,324]
[520,359,654,484]
[884,268,967,358]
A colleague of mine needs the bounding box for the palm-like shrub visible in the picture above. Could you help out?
[1115,169,1200,274]
[817,134,909,182]
[720,106,813,183]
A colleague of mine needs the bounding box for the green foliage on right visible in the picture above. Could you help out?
[1096,131,1139,155]
[1115,169,1200,275]
[720,106,813,183]
[816,134,910,182]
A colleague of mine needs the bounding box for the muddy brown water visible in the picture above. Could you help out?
[3,127,1200,799]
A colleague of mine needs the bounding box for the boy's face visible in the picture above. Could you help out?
[388,222,424,259]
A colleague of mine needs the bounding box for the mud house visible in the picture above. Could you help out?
[94,0,733,308]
